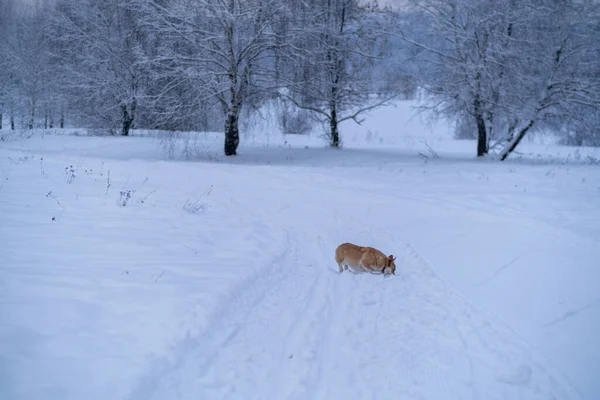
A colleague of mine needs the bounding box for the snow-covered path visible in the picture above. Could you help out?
[2,134,597,400]
[126,167,580,400]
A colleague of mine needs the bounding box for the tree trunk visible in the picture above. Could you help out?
[473,98,487,157]
[121,105,131,136]
[60,111,64,128]
[330,107,339,148]
[121,100,136,136]
[29,102,35,130]
[499,120,535,161]
[329,82,340,147]
[224,108,240,156]
[121,112,133,136]
[476,116,487,157]
[10,113,15,130]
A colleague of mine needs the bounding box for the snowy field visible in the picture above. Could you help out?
[1,101,599,400]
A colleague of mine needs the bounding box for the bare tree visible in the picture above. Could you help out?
[398,0,600,159]
[496,1,600,158]
[0,0,19,131]
[0,1,8,130]
[136,0,289,155]
[49,0,146,136]
[2,2,54,130]
[282,0,400,147]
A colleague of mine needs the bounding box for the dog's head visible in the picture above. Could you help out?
[385,255,396,275]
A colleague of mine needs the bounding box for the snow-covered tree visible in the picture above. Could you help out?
[20,15,53,129]
[1,1,53,130]
[495,0,600,159]
[0,1,11,130]
[49,0,146,135]
[281,0,400,147]
[398,0,600,159]
[0,0,22,131]
[135,0,290,155]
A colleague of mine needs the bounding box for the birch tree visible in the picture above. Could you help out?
[495,0,600,159]
[399,0,600,159]
[136,0,289,156]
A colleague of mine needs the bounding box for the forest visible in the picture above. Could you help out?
[1,0,599,158]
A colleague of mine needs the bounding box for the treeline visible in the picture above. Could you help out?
[1,0,598,158]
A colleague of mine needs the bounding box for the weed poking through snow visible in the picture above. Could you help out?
[105,170,111,195]
[183,199,208,214]
[183,184,213,214]
[117,190,134,207]
[418,140,439,162]
[51,209,65,224]
[65,165,75,183]
[137,188,156,204]
[46,191,60,205]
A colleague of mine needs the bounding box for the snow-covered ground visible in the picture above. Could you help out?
[1,100,599,400]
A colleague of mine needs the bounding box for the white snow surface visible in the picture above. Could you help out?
[1,100,599,400]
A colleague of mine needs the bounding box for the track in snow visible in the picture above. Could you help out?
[129,223,579,400]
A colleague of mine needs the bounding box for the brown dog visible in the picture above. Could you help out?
[335,242,396,275]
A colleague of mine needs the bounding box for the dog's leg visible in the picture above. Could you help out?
[359,262,369,273]
[338,263,344,273]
